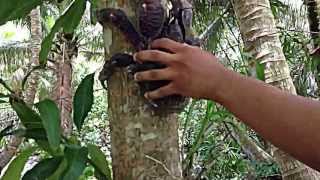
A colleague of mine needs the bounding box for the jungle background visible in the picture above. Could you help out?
[0,0,319,179]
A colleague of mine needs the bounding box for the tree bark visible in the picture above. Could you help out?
[52,33,76,137]
[0,7,42,172]
[97,0,183,179]
[232,0,320,179]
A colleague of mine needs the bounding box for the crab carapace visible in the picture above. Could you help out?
[97,0,199,110]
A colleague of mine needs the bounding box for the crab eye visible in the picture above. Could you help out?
[142,3,149,11]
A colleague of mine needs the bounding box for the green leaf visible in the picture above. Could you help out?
[25,128,48,140]
[73,73,94,131]
[2,147,37,180]
[39,0,87,65]
[62,146,89,180]
[89,0,99,24]
[10,99,43,129]
[48,158,68,180]
[5,128,48,141]
[36,140,60,156]
[22,157,63,180]
[94,168,108,180]
[88,144,112,179]
[62,0,87,33]
[35,99,61,152]
[255,62,265,81]
[0,0,43,25]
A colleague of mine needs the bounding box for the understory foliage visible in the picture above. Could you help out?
[0,0,316,179]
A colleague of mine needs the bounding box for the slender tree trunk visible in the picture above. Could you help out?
[305,0,320,47]
[0,7,42,171]
[305,0,320,95]
[232,0,320,179]
[97,0,183,179]
[52,33,76,137]
[226,121,273,162]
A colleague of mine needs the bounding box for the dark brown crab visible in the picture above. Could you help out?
[97,0,199,109]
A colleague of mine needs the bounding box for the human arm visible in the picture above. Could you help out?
[134,38,320,170]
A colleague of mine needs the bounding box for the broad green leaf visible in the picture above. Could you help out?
[22,157,63,180]
[10,99,43,129]
[36,140,60,156]
[25,128,48,140]
[62,146,88,180]
[88,144,112,179]
[35,99,61,151]
[62,0,87,33]
[94,168,108,180]
[2,147,37,180]
[73,73,94,131]
[48,158,68,180]
[39,0,87,65]
[0,0,43,25]
[5,128,48,141]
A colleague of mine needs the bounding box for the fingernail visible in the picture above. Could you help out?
[134,73,139,81]
[133,53,138,61]
[144,93,149,99]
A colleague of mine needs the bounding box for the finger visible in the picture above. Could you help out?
[134,69,173,81]
[134,50,173,64]
[144,84,176,100]
[151,38,186,53]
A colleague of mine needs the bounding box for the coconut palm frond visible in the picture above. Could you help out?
[0,41,30,78]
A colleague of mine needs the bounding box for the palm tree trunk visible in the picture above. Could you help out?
[25,6,42,105]
[52,33,75,137]
[232,0,320,179]
[0,6,42,171]
[97,1,183,179]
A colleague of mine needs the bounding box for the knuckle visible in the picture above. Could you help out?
[160,38,170,44]
[170,70,179,80]
[150,51,161,59]
[168,84,176,92]
[148,71,159,79]
[178,43,189,51]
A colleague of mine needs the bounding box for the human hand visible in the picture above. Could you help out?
[134,38,229,100]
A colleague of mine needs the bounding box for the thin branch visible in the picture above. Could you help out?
[144,155,180,180]
[0,79,14,94]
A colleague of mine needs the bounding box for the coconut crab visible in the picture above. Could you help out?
[97,0,199,109]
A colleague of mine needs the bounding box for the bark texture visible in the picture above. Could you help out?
[232,0,320,179]
[52,33,76,137]
[98,0,183,179]
[0,7,42,171]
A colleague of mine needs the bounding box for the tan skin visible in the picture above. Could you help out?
[133,38,320,171]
